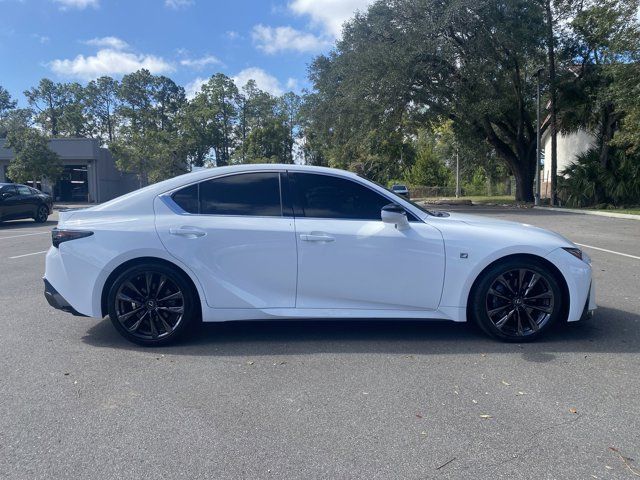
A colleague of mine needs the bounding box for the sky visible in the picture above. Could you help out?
[0,0,375,104]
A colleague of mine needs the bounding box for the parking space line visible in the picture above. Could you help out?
[0,231,50,240]
[9,250,48,259]
[576,243,640,260]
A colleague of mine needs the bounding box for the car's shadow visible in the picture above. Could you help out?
[0,219,57,230]
[81,306,639,361]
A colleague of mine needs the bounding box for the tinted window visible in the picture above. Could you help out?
[172,172,282,217]
[292,173,390,220]
[16,185,31,196]
[172,183,199,213]
[200,173,281,216]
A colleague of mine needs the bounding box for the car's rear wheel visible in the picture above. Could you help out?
[107,263,197,346]
[470,258,564,341]
[34,205,49,223]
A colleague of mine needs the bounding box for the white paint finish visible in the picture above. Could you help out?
[295,218,444,310]
[576,243,640,261]
[154,197,298,309]
[43,163,595,326]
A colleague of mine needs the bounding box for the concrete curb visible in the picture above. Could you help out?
[534,206,640,220]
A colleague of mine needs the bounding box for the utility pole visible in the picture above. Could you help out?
[534,67,544,206]
[455,147,460,198]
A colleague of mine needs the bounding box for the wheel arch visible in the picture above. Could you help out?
[100,256,203,319]
[465,253,570,323]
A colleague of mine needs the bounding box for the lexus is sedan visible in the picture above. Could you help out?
[0,183,53,223]
[43,164,595,346]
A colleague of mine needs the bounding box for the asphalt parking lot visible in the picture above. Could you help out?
[1,207,639,480]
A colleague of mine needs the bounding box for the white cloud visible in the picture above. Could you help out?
[185,77,206,99]
[49,49,174,80]
[289,0,374,38]
[226,30,240,40]
[32,34,50,44]
[286,78,298,90]
[84,36,129,50]
[252,24,329,54]
[53,0,98,10]
[180,55,221,69]
[165,0,193,9]
[185,68,286,100]
[233,67,283,96]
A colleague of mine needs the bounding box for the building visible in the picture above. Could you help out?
[0,138,139,203]
[540,128,595,198]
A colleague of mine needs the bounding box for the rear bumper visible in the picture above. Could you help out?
[43,278,87,317]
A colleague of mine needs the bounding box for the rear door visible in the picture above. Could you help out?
[290,172,445,310]
[155,171,298,310]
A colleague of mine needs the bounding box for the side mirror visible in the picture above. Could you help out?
[1,192,13,200]
[381,203,410,231]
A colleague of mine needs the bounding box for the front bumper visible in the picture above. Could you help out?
[43,278,87,317]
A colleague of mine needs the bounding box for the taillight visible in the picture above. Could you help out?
[52,228,94,248]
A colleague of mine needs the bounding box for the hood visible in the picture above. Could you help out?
[429,211,577,250]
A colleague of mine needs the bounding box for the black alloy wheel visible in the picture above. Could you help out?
[107,263,197,346]
[471,258,563,341]
[34,205,49,223]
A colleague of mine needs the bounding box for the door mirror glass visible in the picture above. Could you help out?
[381,204,410,230]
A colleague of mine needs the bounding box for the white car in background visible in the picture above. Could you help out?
[43,164,595,346]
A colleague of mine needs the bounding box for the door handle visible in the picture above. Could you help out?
[169,227,207,238]
[300,233,335,242]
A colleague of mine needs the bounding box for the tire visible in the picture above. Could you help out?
[469,258,564,342]
[107,263,198,346]
[34,205,49,223]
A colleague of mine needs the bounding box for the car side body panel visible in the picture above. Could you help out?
[43,164,594,326]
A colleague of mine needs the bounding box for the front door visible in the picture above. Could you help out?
[291,172,445,310]
[155,171,297,310]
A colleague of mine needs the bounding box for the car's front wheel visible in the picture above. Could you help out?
[470,258,564,341]
[34,205,49,223]
[107,263,198,346]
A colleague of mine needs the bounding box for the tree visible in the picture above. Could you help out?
[306,0,548,200]
[406,129,453,187]
[24,79,65,136]
[111,70,188,183]
[5,127,62,184]
[0,86,20,139]
[244,117,290,163]
[85,76,119,142]
[0,86,17,117]
[279,92,303,163]
[198,74,239,166]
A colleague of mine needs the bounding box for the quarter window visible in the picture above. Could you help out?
[171,172,282,217]
[291,173,391,220]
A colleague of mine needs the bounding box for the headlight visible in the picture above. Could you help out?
[562,247,584,261]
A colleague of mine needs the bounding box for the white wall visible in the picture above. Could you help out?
[542,129,595,183]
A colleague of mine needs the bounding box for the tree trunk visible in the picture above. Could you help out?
[545,0,559,206]
[513,164,534,202]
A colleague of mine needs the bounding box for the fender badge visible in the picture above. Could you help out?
[460,253,469,259]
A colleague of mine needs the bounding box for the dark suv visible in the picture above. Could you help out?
[0,183,53,223]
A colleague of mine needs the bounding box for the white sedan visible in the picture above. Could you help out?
[43,164,596,346]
